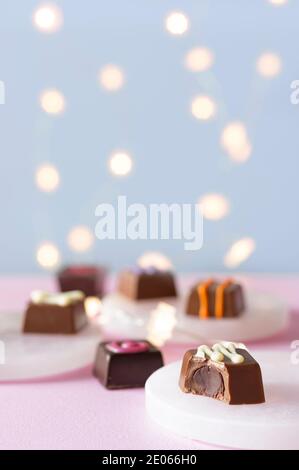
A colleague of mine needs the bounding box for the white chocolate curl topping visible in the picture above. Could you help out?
[30,290,84,306]
[195,341,247,364]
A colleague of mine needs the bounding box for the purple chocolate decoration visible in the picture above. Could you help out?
[131,265,170,275]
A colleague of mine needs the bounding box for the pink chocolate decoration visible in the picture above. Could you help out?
[66,266,96,276]
[106,340,149,354]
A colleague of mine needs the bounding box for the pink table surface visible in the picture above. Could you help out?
[0,274,298,450]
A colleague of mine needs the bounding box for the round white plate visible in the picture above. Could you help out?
[101,292,288,343]
[0,312,101,381]
[145,351,299,450]
[177,292,288,342]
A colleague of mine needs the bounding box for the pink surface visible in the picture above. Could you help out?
[0,274,298,450]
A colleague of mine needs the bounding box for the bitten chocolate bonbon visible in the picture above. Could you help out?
[118,267,177,300]
[57,265,107,297]
[93,340,164,389]
[23,290,88,334]
[186,278,245,319]
[179,342,265,405]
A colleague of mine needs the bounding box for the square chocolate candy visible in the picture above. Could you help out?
[93,340,164,389]
[118,267,177,300]
[58,265,107,297]
[186,278,245,319]
[23,290,88,334]
[179,342,265,405]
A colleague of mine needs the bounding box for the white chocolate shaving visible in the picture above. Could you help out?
[30,290,48,304]
[30,290,84,306]
[195,341,247,364]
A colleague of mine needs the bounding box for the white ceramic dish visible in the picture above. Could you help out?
[145,350,299,450]
[0,311,101,381]
[101,291,288,343]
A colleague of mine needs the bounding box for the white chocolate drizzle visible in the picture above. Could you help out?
[195,345,224,363]
[195,341,247,364]
[30,290,84,306]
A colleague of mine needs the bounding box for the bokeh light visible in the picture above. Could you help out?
[36,242,60,269]
[98,65,125,91]
[220,122,252,162]
[35,163,60,192]
[268,0,288,6]
[191,95,216,120]
[198,194,230,220]
[147,302,177,347]
[137,252,173,271]
[185,47,214,72]
[224,238,256,268]
[256,52,282,78]
[67,226,94,252]
[108,151,133,177]
[228,141,252,163]
[32,3,63,33]
[39,89,66,115]
[165,11,189,36]
[84,296,102,319]
[221,122,247,149]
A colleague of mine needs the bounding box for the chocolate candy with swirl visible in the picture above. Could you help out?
[186,278,245,319]
[179,342,265,405]
[93,340,164,389]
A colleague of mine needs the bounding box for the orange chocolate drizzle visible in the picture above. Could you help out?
[197,278,233,319]
[197,279,214,319]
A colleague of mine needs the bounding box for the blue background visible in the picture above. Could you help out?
[0,0,298,273]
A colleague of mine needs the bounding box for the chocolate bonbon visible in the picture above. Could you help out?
[186,278,245,319]
[57,265,107,297]
[118,267,177,300]
[23,290,88,334]
[93,340,164,389]
[179,342,265,404]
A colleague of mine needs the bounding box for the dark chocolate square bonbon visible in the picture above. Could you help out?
[93,340,164,389]
[58,265,107,297]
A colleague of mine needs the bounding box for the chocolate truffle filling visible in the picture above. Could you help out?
[192,366,224,398]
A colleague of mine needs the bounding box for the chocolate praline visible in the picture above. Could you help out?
[93,340,164,389]
[179,343,265,405]
[57,265,107,297]
[23,291,88,335]
[118,267,177,300]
